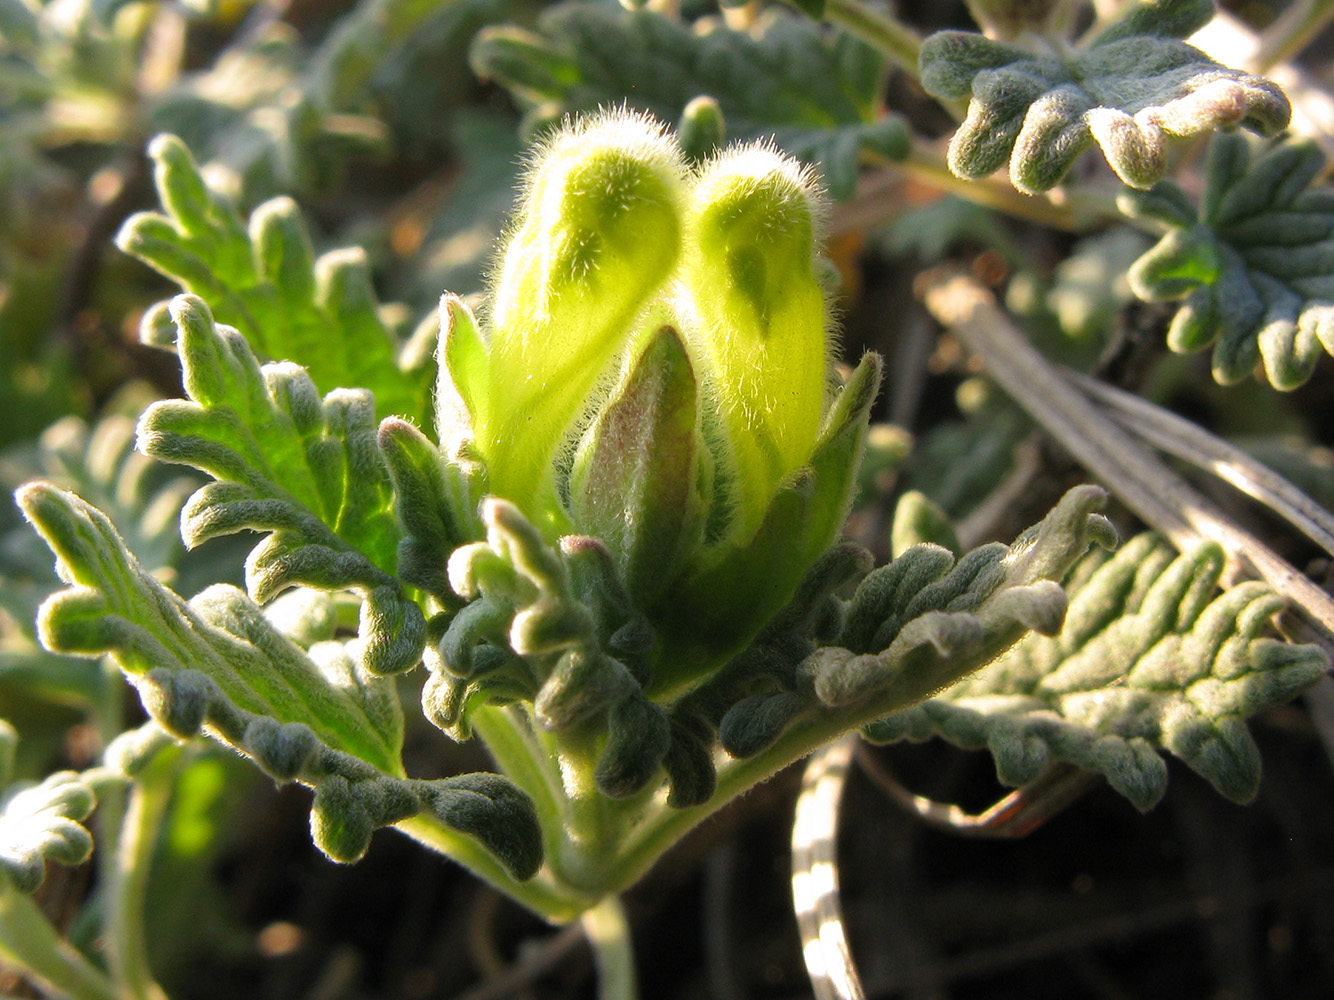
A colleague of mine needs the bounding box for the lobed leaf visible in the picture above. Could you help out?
[16,484,540,877]
[117,135,429,422]
[469,2,909,198]
[424,501,697,803]
[866,534,1329,809]
[696,486,1116,758]
[1123,135,1334,389]
[135,295,425,677]
[0,737,95,894]
[0,401,209,715]
[919,0,1290,193]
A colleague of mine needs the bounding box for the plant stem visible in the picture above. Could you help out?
[812,0,923,78]
[471,706,567,830]
[874,141,1128,233]
[105,747,178,1000]
[581,894,639,1000]
[607,639,1030,899]
[0,887,119,1000]
[1253,0,1334,71]
[394,811,592,924]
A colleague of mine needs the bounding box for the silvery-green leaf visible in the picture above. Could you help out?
[1123,135,1334,389]
[470,2,909,198]
[867,534,1328,809]
[920,0,1290,193]
[136,295,424,676]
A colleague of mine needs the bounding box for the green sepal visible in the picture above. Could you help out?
[919,0,1291,193]
[137,295,424,676]
[653,353,881,691]
[437,295,490,453]
[866,533,1329,809]
[569,325,706,609]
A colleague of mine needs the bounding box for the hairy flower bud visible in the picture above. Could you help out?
[477,111,686,520]
[679,145,829,542]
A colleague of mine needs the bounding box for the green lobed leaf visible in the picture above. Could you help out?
[135,295,425,676]
[116,135,429,422]
[0,403,204,713]
[1123,135,1334,389]
[16,484,540,878]
[866,533,1329,809]
[700,486,1115,758]
[919,0,1290,194]
[469,2,909,199]
[0,764,95,893]
[424,500,696,803]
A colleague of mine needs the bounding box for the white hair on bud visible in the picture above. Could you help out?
[689,137,829,245]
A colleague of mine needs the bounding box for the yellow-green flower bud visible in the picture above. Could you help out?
[679,144,829,543]
[477,111,686,521]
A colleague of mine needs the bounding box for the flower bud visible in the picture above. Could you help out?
[477,111,686,518]
[679,144,829,543]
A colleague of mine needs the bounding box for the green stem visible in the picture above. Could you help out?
[105,747,178,1000]
[806,0,923,78]
[581,895,639,1000]
[394,811,593,924]
[888,141,1127,232]
[607,645,1032,899]
[1253,0,1334,71]
[0,887,119,1000]
[472,706,566,825]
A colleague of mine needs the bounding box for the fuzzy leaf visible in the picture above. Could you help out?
[144,0,499,202]
[0,766,95,893]
[135,295,424,676]
[117,135,428,422]
[425,502,698,803]
[866,534,1328,809]
[703,486,1115,758]
[919,0,1290,193]
[1123,135,1334,389]
[469,2,909,198]
[377,417,481,606]
[0,403,207,712]
[16,483,541,878]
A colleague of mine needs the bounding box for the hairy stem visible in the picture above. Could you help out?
[0,888,119,1000]
[581,894,639,1000]
[1253,0,1334,71]
[105,748,178,1000]
[394,811,593,924]
[811,0,923,78]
